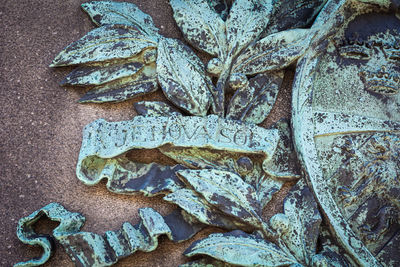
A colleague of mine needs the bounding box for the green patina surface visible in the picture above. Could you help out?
[50,0,319,121]
[292,0,400,266]
[15,0,400,266]
[76,115,280,186]
[15,203,203,267]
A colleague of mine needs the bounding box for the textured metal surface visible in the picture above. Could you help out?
[292,0,400,266]
[14,0,400,266]
[184,181,336,266]
[185,230,298,266]
[50,0,322,122]
[133,101,182,116]
[226,71,284,124]
[156,38,213,116]
[76,115,280,185]
[15,203,203,267]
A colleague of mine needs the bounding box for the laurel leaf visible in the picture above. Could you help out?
[180,258,233,267]
[104,160,186,196]
[270,181,322,265]
[81,1,159,36]
[185,231,298,266]
[159,145,240,171]
[51,25,157,67]
[225,0,272,57]
[157,38,213,116]
[176,169,263,228]
[170,0,227,58]
[233,28,311,74]
[164,189,250,230]
[61,61,144,86]
[79,64,158,103]
[226,71,283,124]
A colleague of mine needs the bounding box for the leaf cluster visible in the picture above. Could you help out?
[170,0,326,117]
[51,0,327,124]
[46,1,353,266]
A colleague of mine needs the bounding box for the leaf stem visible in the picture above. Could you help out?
[213,57,233,116]
[261,221,277,241]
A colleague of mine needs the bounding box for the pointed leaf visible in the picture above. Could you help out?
[233,28,311,74]
[81,1,159,36]
[185,231,298,266]
[170,0,227,58]
[164,189,249,230]
[301,0,347,54]
[262,119,301,181]
[164,189,217,226]
[61,61,144,86]
[266,0,327,34]
[177,169,262,227]
[271,181,322,265]
[79,64,158,103]
[226,71,283,124]
[134,101,182,116]
[157,38,212,116]
[225,0,272,56]
[310,0,346,34]
[242,71,283,124]
[160,146,267,193]
[51,25,157,67]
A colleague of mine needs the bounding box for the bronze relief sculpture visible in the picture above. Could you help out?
[292,1,400,265]
[15,0,400,266]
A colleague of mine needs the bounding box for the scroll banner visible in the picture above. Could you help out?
[15,203,203,267]
[77,115,280,185]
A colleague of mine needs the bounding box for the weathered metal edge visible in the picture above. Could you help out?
[76,114,280,185]
[291,46,381,267]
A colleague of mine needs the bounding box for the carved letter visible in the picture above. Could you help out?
[233,129,247,146]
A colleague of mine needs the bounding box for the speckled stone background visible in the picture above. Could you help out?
[0,1,293,266]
